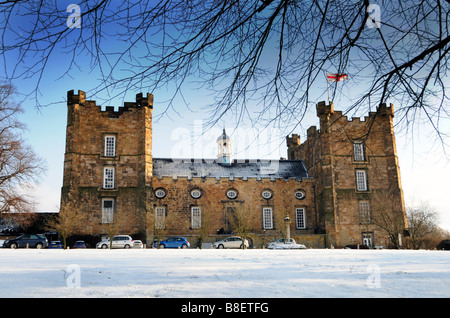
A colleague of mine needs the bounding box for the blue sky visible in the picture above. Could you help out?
[3,1,450,231]
[16,79,450,231]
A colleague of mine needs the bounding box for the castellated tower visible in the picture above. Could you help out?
[61,90,153,242]
[61,90,406,248]
[288,101,408,248]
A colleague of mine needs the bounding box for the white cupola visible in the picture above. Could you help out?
[217,128,233,165]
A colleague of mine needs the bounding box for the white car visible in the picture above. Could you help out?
[266,238,306,249]
[213,236,249,249]
[133,240,144,248]
[96,235,134,249]
[265,238,296,249]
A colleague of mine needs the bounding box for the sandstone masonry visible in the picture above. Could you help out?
[61,91,407,248]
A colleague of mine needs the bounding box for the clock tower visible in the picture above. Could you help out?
[217,128,233,165]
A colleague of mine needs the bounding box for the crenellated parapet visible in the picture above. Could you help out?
[67,89,86,105]
[67,89,153,118]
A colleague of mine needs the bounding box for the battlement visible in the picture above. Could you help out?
[288,101,397,160]
[316,100,394,123]
[67,90,154,117]
[136,92,153,108]
[316,101,334,117]
[67,89,86,104]
[286,134,301,148]
[376,102,394,117]
[307,126,317,137]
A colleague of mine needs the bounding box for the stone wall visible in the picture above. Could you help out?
[61,90,153,238]
[61,92,407,249]
[149,176,317,240]
[288,101,407,248]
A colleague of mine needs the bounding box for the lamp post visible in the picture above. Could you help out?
[284,215,291,243]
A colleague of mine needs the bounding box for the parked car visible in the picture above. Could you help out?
[436,240,450,250]
[345,244,370,249]
[213,236,249,249]
[48,241,63,249]
[3,234,48,249]
[96,235,133,249]
[265,238,296,249]
[73,241,87,249]
[266,238,306,249]
[133,240,144,248]
[158,237,190,249]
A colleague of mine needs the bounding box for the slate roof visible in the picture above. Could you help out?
[152,158,310,180]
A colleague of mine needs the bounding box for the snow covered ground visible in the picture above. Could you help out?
[0,248,449,298]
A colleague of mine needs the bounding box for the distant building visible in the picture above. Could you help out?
[61,90,407,248]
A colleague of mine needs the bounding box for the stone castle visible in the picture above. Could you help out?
[61,90,408,248]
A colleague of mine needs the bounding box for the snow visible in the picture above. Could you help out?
[0,248,449,298]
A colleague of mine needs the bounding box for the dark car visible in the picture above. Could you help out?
[3,234,48,249]
[345,244,370,249]
[73,241,87,249]
[437,240,450,250]
[158,237,190,249]
[48,241,63,249]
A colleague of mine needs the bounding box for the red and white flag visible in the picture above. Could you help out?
[327,72,348,82]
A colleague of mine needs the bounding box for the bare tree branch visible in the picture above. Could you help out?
[0,0,448,147]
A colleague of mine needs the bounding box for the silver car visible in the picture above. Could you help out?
[96,235,133,249]
[266,238,307,249]
[213,236,249,249]
[265,238,296,249]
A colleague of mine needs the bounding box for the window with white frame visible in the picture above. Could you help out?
[295,190,306,200]
[102,198,114,224]
[104,135,116,157]
[103,167,115,189]
[262,207,273,229]
[261,190,273,199]
[191,206,201,229]
[295,208,306,229]
[226,189,238,199]
[356,170,368,191]
[359,201,371,224]
[353,142,365,161]
[155,207,166,230]
[154,188,166,199]
[190,189,202,199]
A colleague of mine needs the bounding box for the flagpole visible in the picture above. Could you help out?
[325,71,348,104]
[326,71,331,104]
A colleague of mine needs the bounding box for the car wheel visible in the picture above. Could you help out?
[101,244,108,249]
[181,244,188,249]
[124,244,130,249]
[36,243,43,249]
[159,244,165,249]
[218,244,224,249]
[10,243,17,249]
